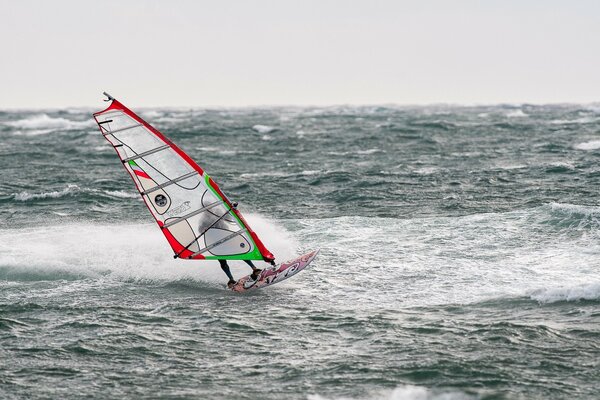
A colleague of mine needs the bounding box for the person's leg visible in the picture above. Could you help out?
[244,260,261,280]
[219,260,235,283]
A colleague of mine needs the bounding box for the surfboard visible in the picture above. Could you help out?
[229,249,319,292]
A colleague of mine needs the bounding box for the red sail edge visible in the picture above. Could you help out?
[93,98,275,262]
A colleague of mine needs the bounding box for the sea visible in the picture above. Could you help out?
[0,104,599,399]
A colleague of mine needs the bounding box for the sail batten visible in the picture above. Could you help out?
[142,171,199,195]
[122,144,170,162]
[93,96,275,262]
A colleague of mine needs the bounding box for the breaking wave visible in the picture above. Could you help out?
[103,190,139,199]
[12,185,80,201]
[573,140,600,150]
[530,282,600,303]
[307,385,474,400]
[5,114,94,131]
[252,124,276,133]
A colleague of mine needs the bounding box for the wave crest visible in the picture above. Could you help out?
[530,283,600,303]
[13,185,80,201]
[574,140,600,150]
[5,114,93,133]
[308,385,474,400]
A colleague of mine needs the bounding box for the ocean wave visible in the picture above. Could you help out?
[573,140,600,150]
[140,110,164,119]
[301,170,321,176]
[547,202,600,217]
[11,186,140,202]
[506,109,528,118]
[103,190,139,199]
[356,149,384,155]
[530,282,600,303]
[5,114,94,131]
[307,385,474,400]
[12,185,80,201]
[550,117,597,125]
[545,161,575,172]
[239,171,289,179]
[252,124,276,133]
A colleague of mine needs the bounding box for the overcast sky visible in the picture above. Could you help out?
[1,0,599,108]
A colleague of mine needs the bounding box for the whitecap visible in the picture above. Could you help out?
[573,140,600,150]
[530,282,600,303]
[10,128,54,136]
[356,148,384,155]
[252,124,276,133]
[301,170,320,176]
[414,167,439,175]
[548,202,600,216]
[547,161,575,170]
[140,110,163,119]
[506,109,528,118]
[5,114,93,131]
[239,171,288,179]
[13,185,80,201]
[94,145,111,152]
[103,190,138,199]
[261,134,272,141]
[550,117,595,125]
[308,384,474,400]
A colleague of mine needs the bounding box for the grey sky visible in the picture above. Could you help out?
[1,0,599,108]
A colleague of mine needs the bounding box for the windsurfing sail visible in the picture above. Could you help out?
[92,92,275,262]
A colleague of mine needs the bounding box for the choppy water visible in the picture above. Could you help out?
[1,104,599,399]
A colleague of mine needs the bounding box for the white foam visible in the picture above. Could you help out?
[548,202,600,216]
[307,385,473,400]
[10,128,55,136]
[550,117,596,125]
[103,190,138,199]
[301,170,321,176]
[239,171,288,179]
[0,214,298,284]
[506,109,528,118]
[356,149,384,155]
[5,114,93,131]
[530,283,600,303]
[290,206,600,307]
[93,145,112,152]
[574,140,600,150]
[413,167,439,175]
[140,110,164,119]
[252,124,276,134]
[13,184,79,201]
[547,161,575,170]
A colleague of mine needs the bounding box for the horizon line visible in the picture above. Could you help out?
[2,100,600,111]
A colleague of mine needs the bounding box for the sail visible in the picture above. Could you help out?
[92,95,274,262]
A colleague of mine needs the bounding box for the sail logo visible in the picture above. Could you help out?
[167,201,191,217]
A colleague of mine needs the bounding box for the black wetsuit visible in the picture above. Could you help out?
[219,259,256,282]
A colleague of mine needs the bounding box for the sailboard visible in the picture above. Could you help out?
[230,250,319,293]
[92,92,275,262]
